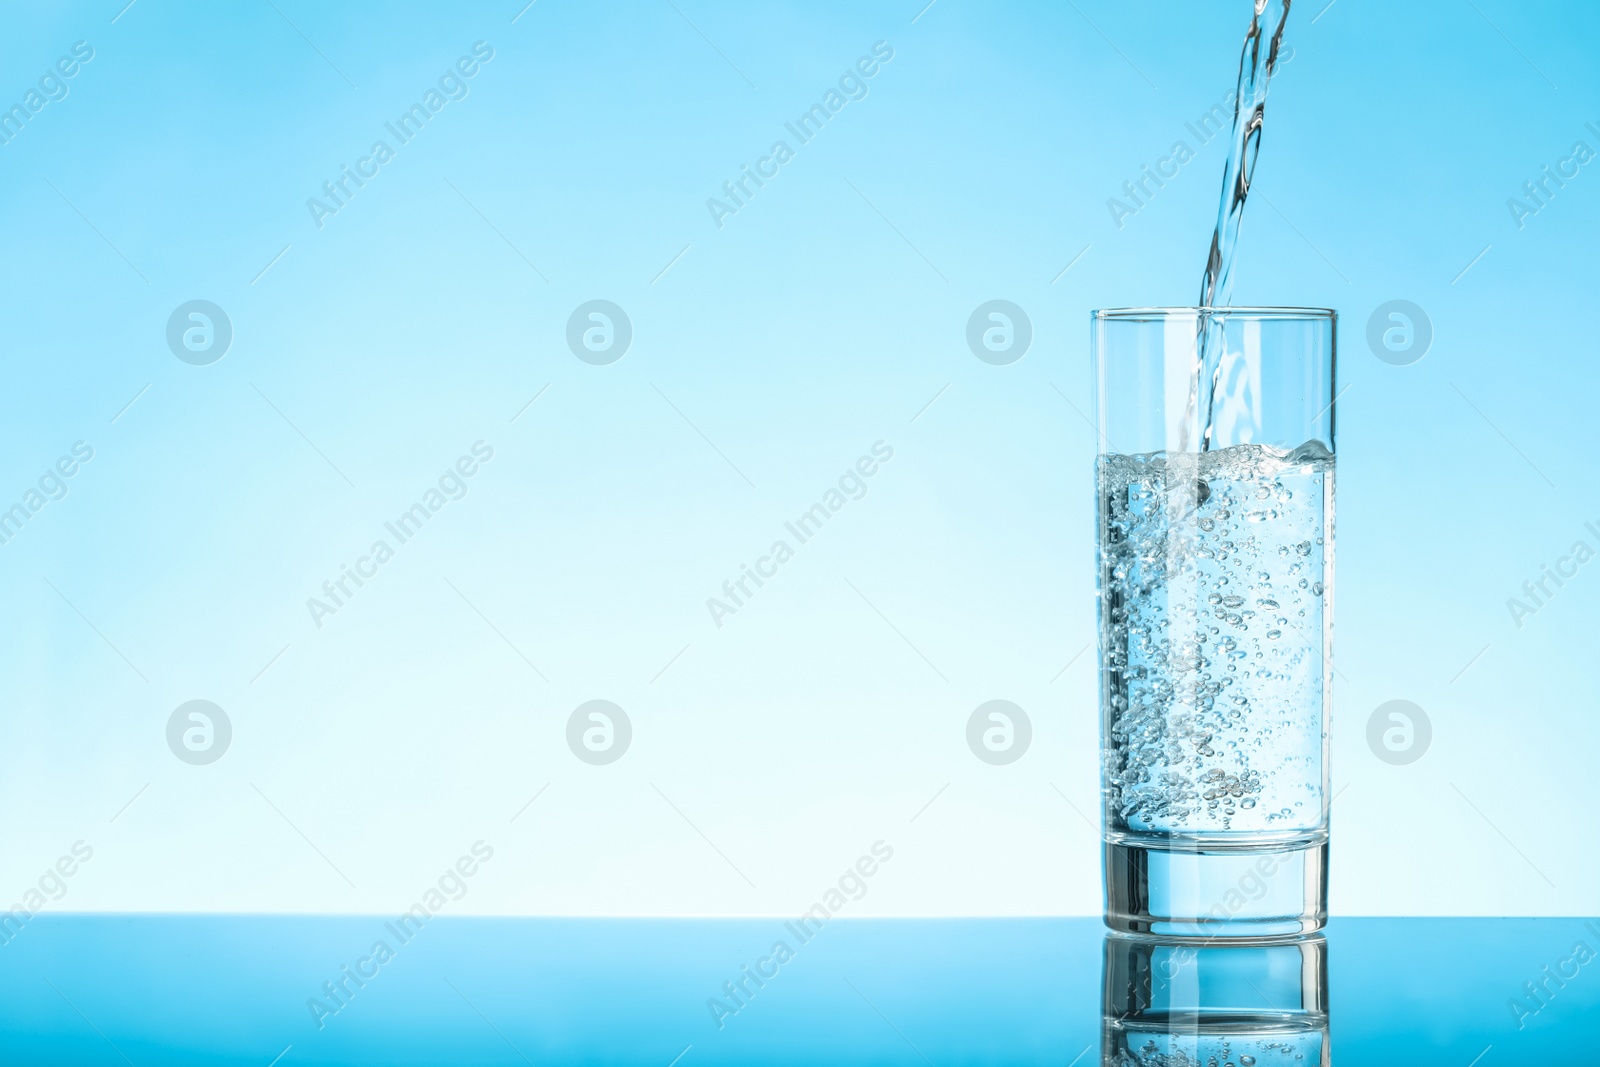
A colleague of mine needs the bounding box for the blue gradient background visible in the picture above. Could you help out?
[0,0,1596,920]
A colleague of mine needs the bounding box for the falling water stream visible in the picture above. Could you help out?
[1183,0,1293,453]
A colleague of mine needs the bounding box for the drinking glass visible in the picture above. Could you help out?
[1092,307,1335,938]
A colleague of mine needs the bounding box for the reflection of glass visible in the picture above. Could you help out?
[1101,933,1329,1066]
[1093,308,1335,937]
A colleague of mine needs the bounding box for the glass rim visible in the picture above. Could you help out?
[1092,306,1336,322]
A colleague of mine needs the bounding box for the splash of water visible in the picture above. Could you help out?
[1183,0,1293,452]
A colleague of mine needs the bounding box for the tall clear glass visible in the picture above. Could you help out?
[1092,307,1335,938]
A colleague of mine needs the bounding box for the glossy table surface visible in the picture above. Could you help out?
[3,917,1595,1064]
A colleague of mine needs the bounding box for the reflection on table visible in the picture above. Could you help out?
[1103,932,1329,1066]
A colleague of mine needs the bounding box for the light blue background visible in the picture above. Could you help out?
[0,0,1595,916]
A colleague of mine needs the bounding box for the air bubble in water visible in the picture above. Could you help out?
[1097,442,1330,837]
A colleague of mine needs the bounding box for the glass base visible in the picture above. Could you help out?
[1103,834,1327,939]
[1102,932,1329,1065]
